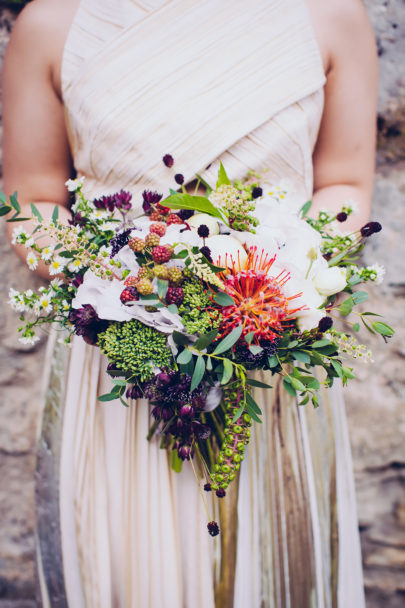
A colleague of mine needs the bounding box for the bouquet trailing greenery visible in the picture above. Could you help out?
[1,158,393,536]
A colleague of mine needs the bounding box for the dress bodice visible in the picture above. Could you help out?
[62,0,325,212]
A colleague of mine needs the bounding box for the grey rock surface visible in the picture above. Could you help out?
[0,2,404,607]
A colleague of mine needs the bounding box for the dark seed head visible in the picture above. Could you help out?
[251,186,263,199]
[200,246,212,263]
[174,173,184,185]
[318,316,333,332]
[163,154,174,168]
[360,221,382,237]
[197,224,210,238]
[216,488,226,498]
[204,483,212,492]
[207,521,220,536]
[336,212,348,222]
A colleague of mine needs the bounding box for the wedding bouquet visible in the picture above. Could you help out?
[1,158,393,536]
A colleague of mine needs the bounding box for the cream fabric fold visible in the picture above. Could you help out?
[51,0,367,606]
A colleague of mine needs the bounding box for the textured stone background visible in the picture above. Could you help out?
[0,2,404,606]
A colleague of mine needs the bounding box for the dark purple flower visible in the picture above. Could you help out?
[163,154,174,168]
[114,189,132,210]
[252,186,263,199]
[216,488,226,498]
[360,221,382,237]
[180,404,194,419]
[192,422,211,440]
[69,304,108,344]
[197,224,210,238]
[318,316,333,332]
[174,173,184,185]
[71,274,84,288]
[178,445,192,460]
[156,372,172,387]
[178,209,194,221]
[336,212,348,222]
[200,246,213,263]
[142,190,163,213]
[207,521,220,537]
[204,483,212,492]
[110,228,133,257]
[93,194,115,212]
[126,384,144,400]
[68,212,87,227]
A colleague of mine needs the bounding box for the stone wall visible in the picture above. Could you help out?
[0,2,404,607]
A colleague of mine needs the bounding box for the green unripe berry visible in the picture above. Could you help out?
[229,473,235,481]
[224,448,233,458]
[221,465,231,474]
[213,464,220,473]
[235,463,240,470]
[237,442,245,452]
[218,454,224,464]
[233,425,242,434]
[215,474,224,482]
[233,454,241,463]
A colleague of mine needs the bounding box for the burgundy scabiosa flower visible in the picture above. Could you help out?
[174,173,184,185]
[114,189,132,210]
[251,186,263,199]
[93,194,116,212]
[318,316,333,332]
[336,212,348,222]
[207,521,220,537]
[69,304,108,344]
[68,212,87,227]
[197,224,210,238]
[142,190,163,213]
[71,274,84,288]
[110,228,133,257]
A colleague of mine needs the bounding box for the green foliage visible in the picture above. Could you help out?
[98,320,172,381]
[178,279,221,334]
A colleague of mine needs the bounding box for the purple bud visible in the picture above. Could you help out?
[197,224,210,238]
[251,186,263,199]
[204,483,212,492]
[207,521,220,536]
[178,445,191,460]
[174,173,184,185]
[114,189,132,210]
[156,372,171,387]
[71,274,84,288]
[336,212,348,222]
[163,154,174,168]
[180,404,194,419]
[216,488,226,498]
[318,316,333,332]
[360,221,382,237]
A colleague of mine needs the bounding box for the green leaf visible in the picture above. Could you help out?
[300,376,320,390]
[353,323,360,332]
[292,350,311,364]
[246,392,262,416]
[300,200,312,217]
[268,355,279,368]
[58,250,76,258]
[52,205,59,223]
[339,297,354,317]
[342,366,356,379]
[190,355,205,391]
[216,162,231,188]
[244,331,255,344]
[214,292,234,306]
[221,358,233,385]
[246,378,272,389]
[331,360,344,378]
[98,392,119,402]
[0,191,7,204]
[157,278,169,300]
[232,403,245,423]
[246,406,262,424]
[172,331,190,346]
[312,339,331,348]
[290,377,306,392]
[372,321,394,337]
[10,193,21,213]
[170,450,183,473]
[193,329,219,351]
[0,206,11,217]
[283,378,297,397]
[162,193,224,220]
[177,349,192,365]
[249,345,263,356]
[352,290,369,304]
[299,394,310,406]
[206,357,213,371]
[111,378,127,386]
[167,304,179,314]
[212,325,243,355]
[30,202,43,222]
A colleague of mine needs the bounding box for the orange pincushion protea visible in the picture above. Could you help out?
[218,247,303,343]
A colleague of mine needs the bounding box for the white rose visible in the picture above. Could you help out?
[313,266,347,297]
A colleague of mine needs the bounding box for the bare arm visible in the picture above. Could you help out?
[2,0,75,278]
[310,0,378,231]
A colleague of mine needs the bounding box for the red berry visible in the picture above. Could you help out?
[150,210,164,222]
[124,276,139,287]
[120,286,138,304]
[145,233,160,248]
[165,287,184,305]
[167,213,183,226]
[152,246,172,264]
[150,222,167,237]
[157,202,171,214]
[128,237,145,252]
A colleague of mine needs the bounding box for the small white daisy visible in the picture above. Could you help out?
[24,237,35,248]
[50,278,64,291]
[24,289,34,298]
[65,176,85,192]
[41,246,54,261]
[89,210,109,221]
[68,258,83,272]
[39,294,53,313]
[48,257,65,276]
[11,225,29,245]
[26,251,38,270]
[368,263,386,285]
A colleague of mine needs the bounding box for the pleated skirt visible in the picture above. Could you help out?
[36,332,365,608]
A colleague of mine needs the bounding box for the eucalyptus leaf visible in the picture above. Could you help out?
[249,345,263,356]
[246,378,272,389]
[244,331,255,344]
[193,329,219,351]
[352,290,369,304]
[339,297,354,317]
[312,339,331,348]
[283,378,297,397]
[167,304,179,314]
[212,325,243,355]
[98,392,119,402]
[214,292,234,307]
[190,355,206,391]
[372,321,394,337]
[221,358,233,385]
[290,377,306,392]
[292,350,311,364]
[172,331,190,346]
[177,349,193,365]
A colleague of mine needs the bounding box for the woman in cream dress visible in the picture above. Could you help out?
[3,0,377,606]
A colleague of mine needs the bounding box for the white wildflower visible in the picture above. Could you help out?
[11,225,29,245]
[342,199,359,215]
[65,176,85,192]
[39,294,53,313]
[26,251,38,270]
[68,258,83,272]
[50,278,64,291]
[89,209,109,221]
[19,335,40,346]
[25,289,33,297]
[8,288,26,312]
[367,263,385,285]
[48,257,65,276]
[99,222,117,232]
[41,246,54,261]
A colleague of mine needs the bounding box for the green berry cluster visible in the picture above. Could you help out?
[98,320,172,381]
[210,184,259,233]
[210,388,252,491]
[178,279,221,335]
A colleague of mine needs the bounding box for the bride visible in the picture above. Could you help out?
[3,0,377,606]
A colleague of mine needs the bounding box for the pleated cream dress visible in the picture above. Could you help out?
[36,1,366,606]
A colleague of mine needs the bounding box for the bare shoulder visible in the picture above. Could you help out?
[305,0,376,74]
[6,0,80,95]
